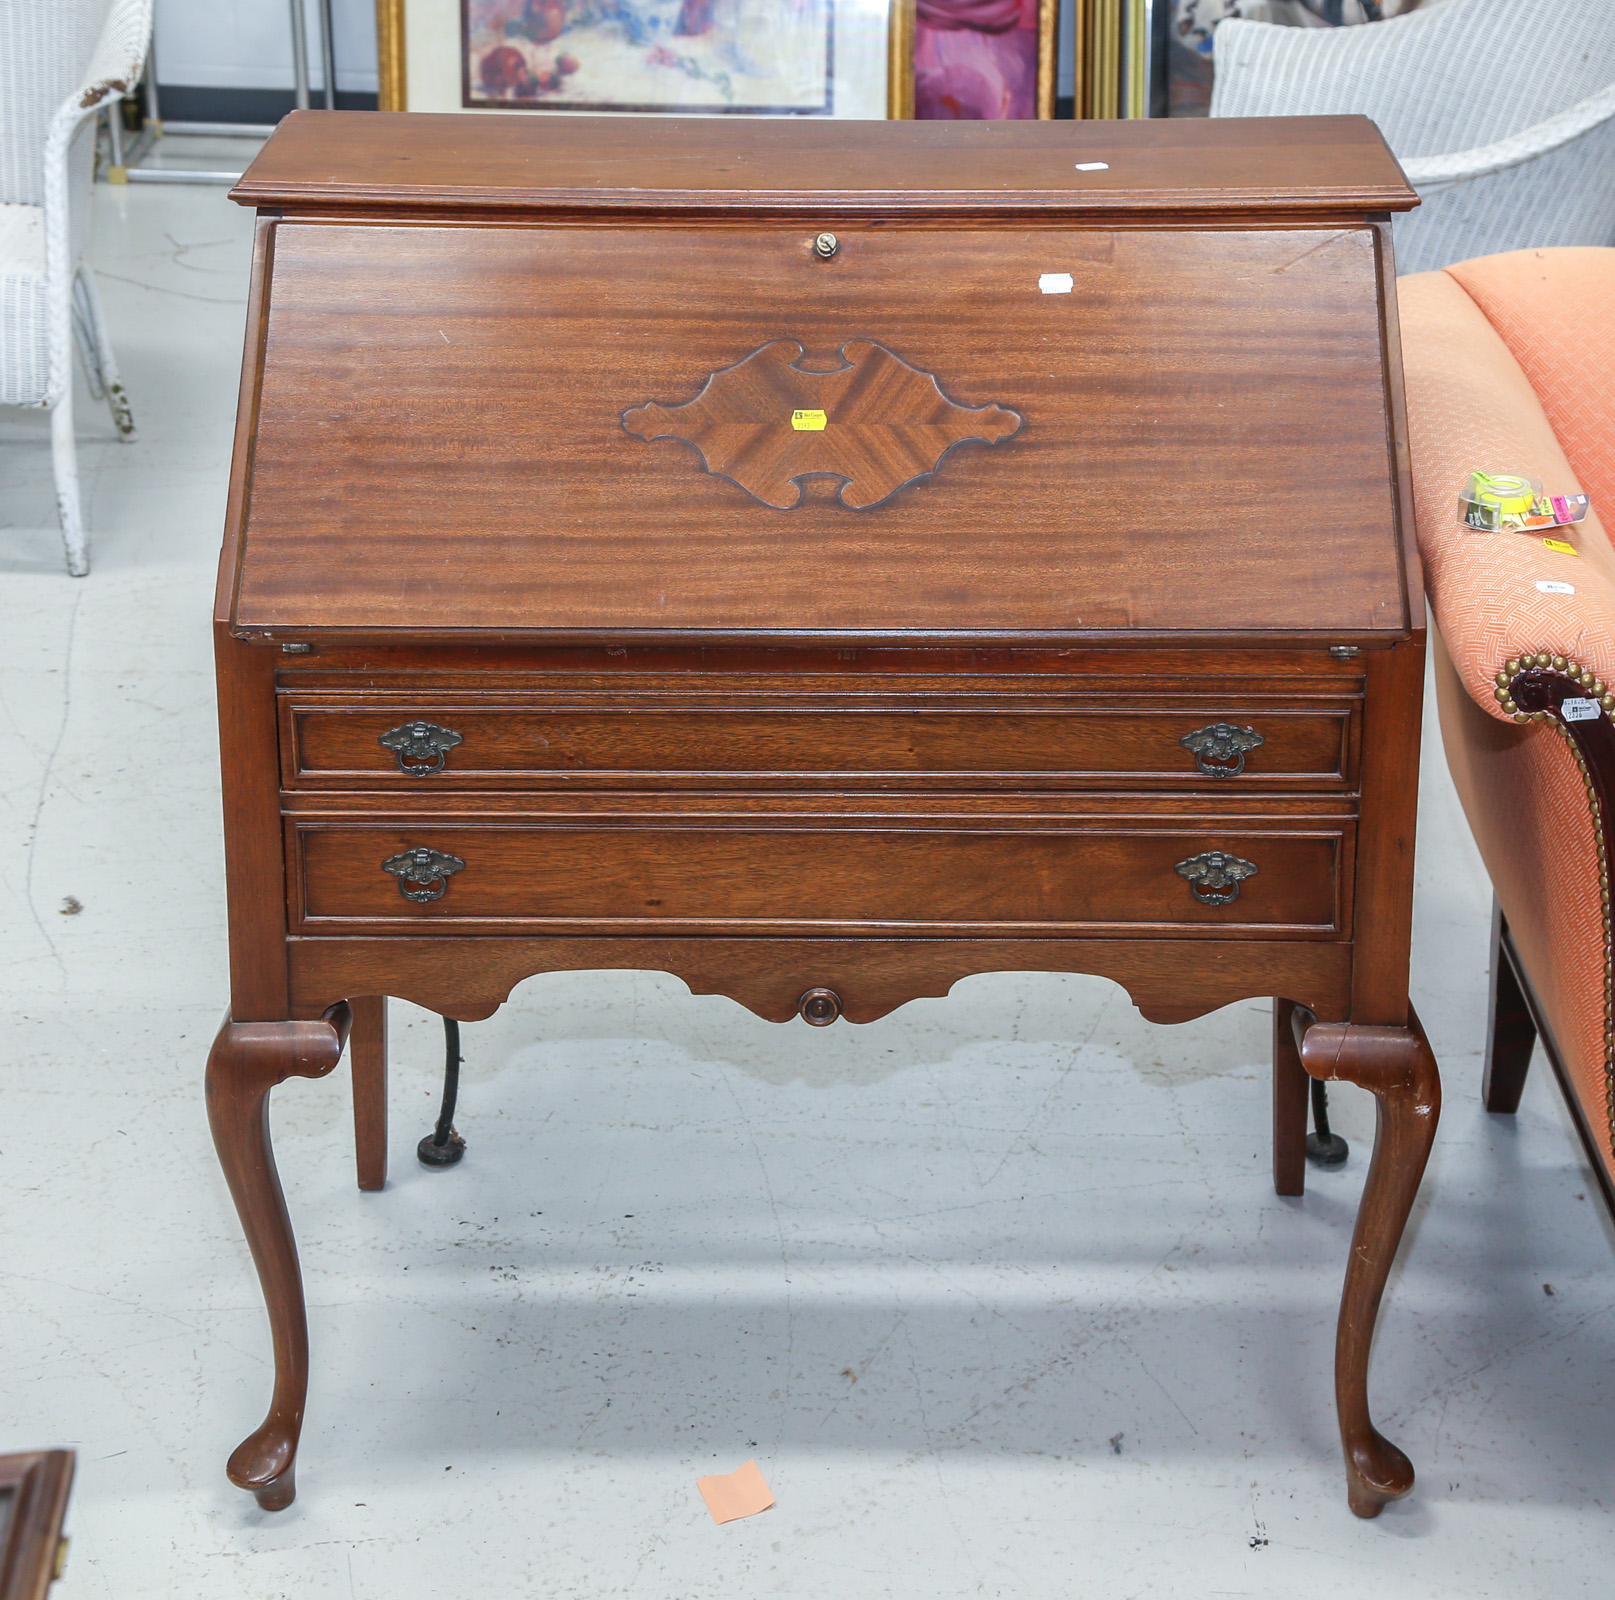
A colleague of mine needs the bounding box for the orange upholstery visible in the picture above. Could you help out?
[1445,250,1615,528]
[1399,248,1615,1185]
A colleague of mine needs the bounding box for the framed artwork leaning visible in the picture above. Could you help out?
[377,0,908,118]
[913,0,1058,120]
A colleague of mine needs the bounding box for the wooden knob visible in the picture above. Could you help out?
[798,987,842,1026]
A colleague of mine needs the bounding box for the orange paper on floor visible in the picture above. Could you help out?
[696,1459,775,1525]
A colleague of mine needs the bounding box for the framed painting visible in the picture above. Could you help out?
[377,0,911,119]
[912,0,1058,120]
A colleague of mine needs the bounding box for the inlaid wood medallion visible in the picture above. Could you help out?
[622,339,1022,509]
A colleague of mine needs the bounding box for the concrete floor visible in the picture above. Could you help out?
[3,147,1614,1598]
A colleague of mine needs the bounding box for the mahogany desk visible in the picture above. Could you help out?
[208,111,1435,1516]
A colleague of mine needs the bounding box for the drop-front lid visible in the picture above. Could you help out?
[223,114,1418,645]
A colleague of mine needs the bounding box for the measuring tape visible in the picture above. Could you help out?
[1459,470,1589,533]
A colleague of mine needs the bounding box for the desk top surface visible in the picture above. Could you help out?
[225,117,1416,646]
[232,111,1416,221]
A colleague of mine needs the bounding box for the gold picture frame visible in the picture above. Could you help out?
[1037,0,1059,118]
[376,0,914,118]
[1073,0,1152,118]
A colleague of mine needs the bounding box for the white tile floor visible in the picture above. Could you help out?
[3,153,1614,1598]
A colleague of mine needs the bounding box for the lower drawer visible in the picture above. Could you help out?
[291,818,1350,936]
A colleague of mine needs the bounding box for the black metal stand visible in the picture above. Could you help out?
[417,1017,467,1168]
[1305,1077,1349,1168]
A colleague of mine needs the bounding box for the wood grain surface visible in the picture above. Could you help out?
[292,814,1349,934]
[270,642,1373,683]
[283,697,1355,789]
[233,223,1405,639]
[0,1450,73,1600]
[287,934,1357,1027]
[620,338,1022,510]
[346,994,387,1191]
[230,112,1417,220]
[210,113,1434,1517]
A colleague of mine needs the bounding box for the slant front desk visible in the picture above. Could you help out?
[210,112,1434,1516]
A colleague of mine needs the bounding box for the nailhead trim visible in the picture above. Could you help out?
[1493,652,1615,1159]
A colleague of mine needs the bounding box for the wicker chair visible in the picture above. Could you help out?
[0,0,151,575]
[1399,246,1615,1208]
[1208,0,1615,275]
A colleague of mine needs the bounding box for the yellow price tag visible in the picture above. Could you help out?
[1543,537,1578,555]
[791,409,827,431]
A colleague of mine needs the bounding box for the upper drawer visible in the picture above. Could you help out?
[280,696,1358,791]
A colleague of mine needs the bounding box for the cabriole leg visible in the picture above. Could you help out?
[1300,1010,1440,1518]
[206,1004,351,1510]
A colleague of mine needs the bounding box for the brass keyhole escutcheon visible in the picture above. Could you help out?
[814,232,839,259]
[799,987,842,1025]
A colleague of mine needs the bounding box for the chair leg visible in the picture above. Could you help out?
[50,397,89,577]
[1483,905,1536,1114]
[349,996,388,1191]
[74,268,135,439]
[1273,999,1309,1196]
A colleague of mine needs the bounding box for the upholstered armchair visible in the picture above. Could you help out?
[1398,246,1615,1205]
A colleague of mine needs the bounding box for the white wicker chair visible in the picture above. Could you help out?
[1,0,151,575]
[1209,0,1615,276]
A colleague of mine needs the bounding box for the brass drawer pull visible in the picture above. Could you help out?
[382,847,465,902]
[1180,722,1263,778]
[1175,850,1258,906]
[379,720,464,776]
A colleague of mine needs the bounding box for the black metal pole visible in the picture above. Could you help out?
[1306,1077,1349,1168]
[418,1016,467,1168]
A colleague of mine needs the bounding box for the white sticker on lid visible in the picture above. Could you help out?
[1537,580,1576,594]
[1563,697,1602,722]
[1039,272,1074,294]
[1074,162,1110,171]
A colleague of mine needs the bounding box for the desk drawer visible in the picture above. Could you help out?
[281,699,1356,791]
[291,817,1349,936]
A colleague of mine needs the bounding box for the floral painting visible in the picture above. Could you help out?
[462,0,835,113]
[913,0,1040,120]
